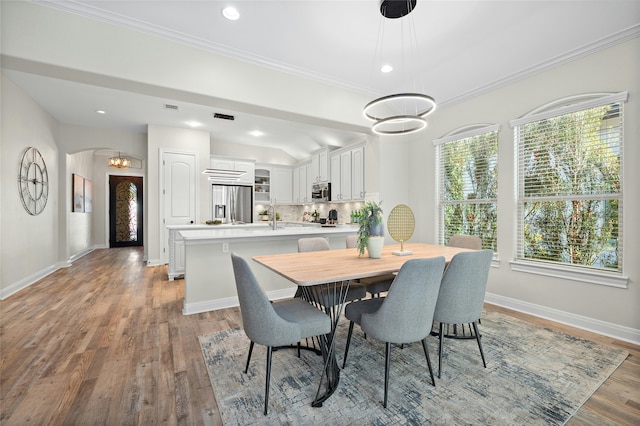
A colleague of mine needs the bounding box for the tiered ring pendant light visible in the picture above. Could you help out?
[364,0,436,135]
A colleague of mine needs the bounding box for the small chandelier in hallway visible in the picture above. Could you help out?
[108,152,131,169]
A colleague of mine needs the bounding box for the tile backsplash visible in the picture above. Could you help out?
[254,202,364,224]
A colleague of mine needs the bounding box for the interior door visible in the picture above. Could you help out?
[162,151,197,263]
[109,176,143,247]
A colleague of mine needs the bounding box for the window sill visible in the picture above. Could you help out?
[509,260,628,289]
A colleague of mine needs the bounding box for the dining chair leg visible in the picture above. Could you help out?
[245,341,254,374]
[383,342,391,408]
[472,321,487,368]
[438,322,444,378]
[264,346,273,416]
[421,338,436,386]
[342,321,355,368]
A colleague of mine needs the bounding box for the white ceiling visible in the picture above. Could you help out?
[4,0,640,160]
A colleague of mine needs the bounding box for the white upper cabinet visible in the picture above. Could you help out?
[233,161,256,185]
[309,148,331,183]
[210,157,255,185]
[293,167,300,202]
[351,145,365,200]
[292,162,310,203]
[256,165,292,204]
[330,144,365,202]
[254,167,271,203]
[271,167,292,204]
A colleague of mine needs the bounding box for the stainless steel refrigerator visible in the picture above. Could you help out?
[211,184,253,224]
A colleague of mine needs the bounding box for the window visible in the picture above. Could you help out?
[511,92,626,280]
[435,124,499,251]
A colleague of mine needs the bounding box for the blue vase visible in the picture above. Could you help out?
[370,220,384,237]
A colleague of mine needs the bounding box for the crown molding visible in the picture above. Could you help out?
[33,2,640,106]
[32,0,372,95]
[439,24,640,108]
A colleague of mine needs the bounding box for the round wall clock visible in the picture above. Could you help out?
[18,147,49,215]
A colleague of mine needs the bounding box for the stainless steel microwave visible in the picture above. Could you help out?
[311,182,331,202]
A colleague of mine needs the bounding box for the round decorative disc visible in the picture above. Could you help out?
[387,204,415,246]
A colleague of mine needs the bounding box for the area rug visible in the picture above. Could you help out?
[199,310,628,425]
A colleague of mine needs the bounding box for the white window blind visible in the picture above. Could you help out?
[436,125,499,250]
[513,92,625,273]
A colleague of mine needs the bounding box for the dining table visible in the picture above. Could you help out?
[252,242,474,407]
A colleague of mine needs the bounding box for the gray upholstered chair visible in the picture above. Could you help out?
[298,236,332,253]
[445,234,484,334]
[231,253,331,415]
[448,234,482,250]
[433,249,493,378]
[297,237,367,306]
[342,257,446,408]
[345,235,395,298]
[345,234,358,249]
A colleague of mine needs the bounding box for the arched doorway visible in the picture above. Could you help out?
[109,176,143,247]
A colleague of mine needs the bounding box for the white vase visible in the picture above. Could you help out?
[367,236,385,259]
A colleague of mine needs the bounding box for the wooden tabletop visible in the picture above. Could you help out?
[252,243,473,286]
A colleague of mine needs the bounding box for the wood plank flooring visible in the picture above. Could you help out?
[1,247,638,425]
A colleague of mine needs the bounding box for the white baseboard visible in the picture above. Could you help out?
[69,247,94,262]
[146,258,164,266]
[1,263,60,300]
[0,247,100,300]
[485,292,640,346]
[182,288,297,315]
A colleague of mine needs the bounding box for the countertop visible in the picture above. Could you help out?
[179,223,358,245]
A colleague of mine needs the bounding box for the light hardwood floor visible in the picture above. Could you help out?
[1,247,638,425]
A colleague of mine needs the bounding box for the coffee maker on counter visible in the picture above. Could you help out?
[328,209,338,225]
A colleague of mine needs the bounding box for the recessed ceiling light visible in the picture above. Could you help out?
[249,130,264,137]
[222,6,240,21]
[186,121,202,128]
[380,64,393,73]
[95,109,106,114]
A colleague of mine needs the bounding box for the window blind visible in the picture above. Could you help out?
[514,94,624,272]
[436,127,499,251]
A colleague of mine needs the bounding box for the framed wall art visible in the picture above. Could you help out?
[84,179,93,213]
[72,173,84,213]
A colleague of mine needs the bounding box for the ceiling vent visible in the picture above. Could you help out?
[213,112,235,121]
[163,103,179,110]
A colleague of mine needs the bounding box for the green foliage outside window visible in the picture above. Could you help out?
[519,104,621,271]
[441,131,498,251]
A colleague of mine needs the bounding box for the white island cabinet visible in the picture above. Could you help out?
[179,224,358,315]
[167,223,270,280]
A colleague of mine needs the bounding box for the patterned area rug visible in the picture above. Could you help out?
[199,310,628,425]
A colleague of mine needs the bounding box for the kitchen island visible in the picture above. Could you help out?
[178,223,358,314]
[168,223,270,280]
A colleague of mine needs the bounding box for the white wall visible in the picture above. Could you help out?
[403,38,640,337]
[1,74,59,297]
[211,140,298,166]
[378,135,411,244]
[66,150,94,257]
[2,1,372,135]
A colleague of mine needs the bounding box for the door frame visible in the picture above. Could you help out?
[104,170,144,249]
[108,175,144,247]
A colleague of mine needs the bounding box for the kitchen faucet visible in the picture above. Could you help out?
[268,204,277,230]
